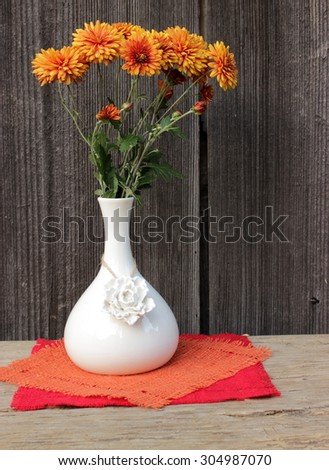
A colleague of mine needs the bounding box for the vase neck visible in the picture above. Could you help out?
[98,197,135,278]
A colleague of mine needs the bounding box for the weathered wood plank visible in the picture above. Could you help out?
[205,0,329,334]
[0,0,200,339]
[0,335,328,449]
[1,0,328,339]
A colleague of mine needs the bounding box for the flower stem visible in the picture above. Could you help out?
[67,86,79,118]
[150,77,170,125]
[97,63,104,109]
[57,83,89,146]
[124,109,194,196]
[156,74,206,122]
[115,59,121,101]
[126,76,138,103]
[123,141,152,197]
[132,85,166,136]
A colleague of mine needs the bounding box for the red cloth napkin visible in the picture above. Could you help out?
[10,334,280,411]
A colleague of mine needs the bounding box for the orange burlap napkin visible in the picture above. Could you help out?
[0,336,271,408]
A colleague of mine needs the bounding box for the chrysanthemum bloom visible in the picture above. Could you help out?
[171,110,183,118]
[120,31,162,76]
[32,46,89,86]
[164,26,208,77]
[112,22,144,39]
[121,101,134,112]
[192,100,207,115]
[96,104,121,121]
[158,79,174,100]
[200,83,214,103]
[150,30,178,70]
[165,68,188,85]
[208,41,238,91]
[72,20,122,64]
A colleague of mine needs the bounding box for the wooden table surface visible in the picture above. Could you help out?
[0,335,328,450]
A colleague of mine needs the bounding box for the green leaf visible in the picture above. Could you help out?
[111,174,119,196]
[159,116,171,129]
[93,171,103,185]
[145,122,154,133]
[88,151,97,165]
[101,191,113,198]
[144,162,185,182]
[144,149,162,163]
[92,129,110,154]
[137,172,154,188]
[104,167,119,194]
[133,193,143,206]
[109,119,121,130]
[94,142,107,161]
[108,143,119,151]
[94,189,104,196]
[169,126,188,140]
[118,134,139,152]
[100,172,119,198]
[104,166,114,181]
[122,187,134,198]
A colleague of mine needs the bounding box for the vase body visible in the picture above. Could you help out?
[63,197,179,375]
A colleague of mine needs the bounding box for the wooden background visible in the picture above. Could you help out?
[0,0,328,340]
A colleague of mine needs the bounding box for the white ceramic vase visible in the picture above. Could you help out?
[64,197,179,375]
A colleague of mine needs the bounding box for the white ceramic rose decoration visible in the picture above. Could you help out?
[103,275,155,326]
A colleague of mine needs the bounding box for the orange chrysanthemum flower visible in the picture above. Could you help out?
[164,26,208,77]
[208,41,238,91]
[112,22,144,39]
[32,46,89,86]
[96,104,121,121]
[72,20,122,64]
[120,31,162,76]
[200,83,214,103]
[150,30,178,70]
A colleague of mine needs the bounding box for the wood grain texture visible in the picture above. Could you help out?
[0,0,200,339]
[0,0,328,339]
[1,335,329,449]
[205,0,329,334]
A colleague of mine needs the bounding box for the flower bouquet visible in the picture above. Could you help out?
[31,21,238,375]
[32,21,237,204]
